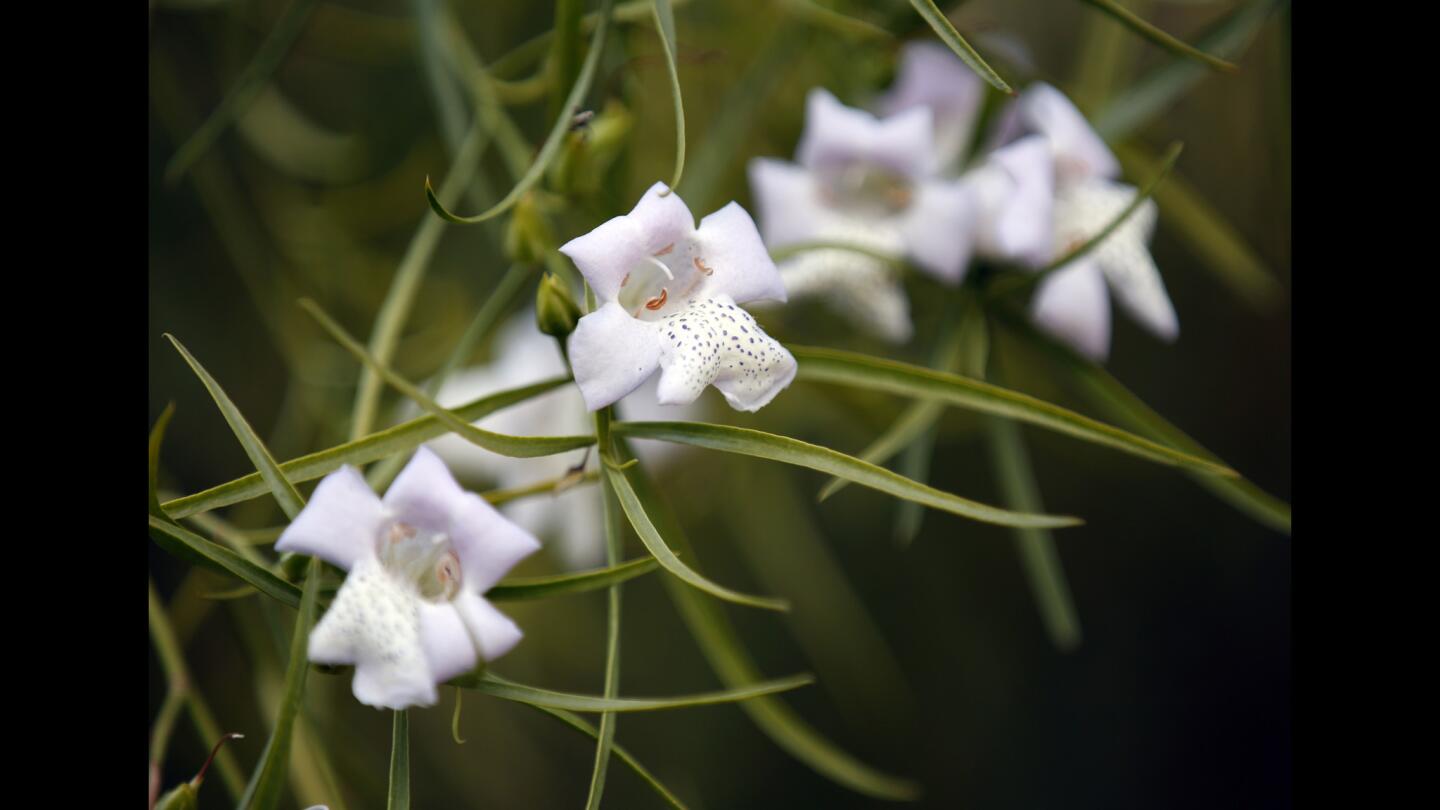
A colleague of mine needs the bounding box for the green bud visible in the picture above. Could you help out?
[154,783,198,810]
[279,551,308,582]
[535,273,582,339]
[505,193,555,265]
[548,99,633,196]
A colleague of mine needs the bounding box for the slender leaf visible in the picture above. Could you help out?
[425,0,615,224]
[621,460,921,801]
[149,403,177,520]
[387,710,410,810]
[816,399,944,502]
[1000,313,1291,534]
[165,334,306,520]
[302,299,596,459]
[616,421,1077,529]
[548,0,583,122]
[780,0,893,40]
[163,378,571,519]
[586,408,625,810]
[989,141,1183,297]
[490,0,686,79]
[1078,0,1236,72]
[604,464,791,611]
[163,0,321,184]
[907,0,1012,94]
[238,557,321,810]
[528,705,688,809]
[487,557,659,601]
[451,670,813,712]
[1095,0,1285,140]
[1115,143,1285,311]
[651,0,687,191]
[788,344,1233,476]
[149,515,303,609]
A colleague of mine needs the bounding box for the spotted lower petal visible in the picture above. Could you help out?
[1030,260,1112,362]
[655,296,797,411]
[568,301,664,411]
[309,556,438,709]
[274,465,386,571]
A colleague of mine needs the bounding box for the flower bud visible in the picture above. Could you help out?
[535,273,582,339]
[505,193,556,264]
[548,100,633,196]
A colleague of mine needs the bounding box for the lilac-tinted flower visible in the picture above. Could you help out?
[275,448,539,709]
[1030,178,1178,361]
[876,41,986,171]
[988,82,1121,187]
[748,89,978,341]
[561,182,796,413]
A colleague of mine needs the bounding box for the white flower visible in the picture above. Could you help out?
[274,447,539,710]
[561,182,796,412]
[988,81,1121,187]
[748,88,978,342]
[426,313,698,570]
[1030,178,1178,361]
[875,41,986,171]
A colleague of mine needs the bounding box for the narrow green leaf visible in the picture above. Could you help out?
[780,0,894,41]
[1095,0,1285,140]
[616,421,1078,529]
[1078,0,1236,72]
[788,343,1233,476]
[548,0,583,122]
[425,0,615,224]
[989,141,1183,297]
[651,0,687,191]
[816,399,944,502]
[907,0,1012,94]
[149,515,303,608]
[1000,313,1291,534]
[301,299,596,459]
[586,407,624,810]
[527,705,688,809]
[162,378,571,519]
[451,670,813,712]
[1115,143,1285,311]
[621,461,921,801]
[387,710,410,810]
[163,0,321,184]
[238,557,321,810]
[149,403,177,520]
[486,557,658,601]
[484,469,599,507]
[604,464,791,611]
[165,334,306,520]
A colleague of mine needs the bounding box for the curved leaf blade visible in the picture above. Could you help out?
[486,557,659,601]
[788,344,1233,476]
[651,0,687,192]
[149,403,177,519]
[148,515,303,609]
[387,710,409,810]
[425,0,616,224]
[907,0,1012,94]
[604,464,791,611]
[162,378,571,519]
[816,399,944,502]
[452,670,813,712]
[528,705,688,810]
[165,334,306,520]
[614,421,1081,529]
[238,557,321,810]
[301,299,595,459]
[1079,0,1236,72]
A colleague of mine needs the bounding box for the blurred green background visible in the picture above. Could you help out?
[149,0,1290,807]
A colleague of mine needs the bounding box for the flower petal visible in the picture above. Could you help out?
[454,590,524,662]
[876,41,985,168]
[559,182,695,302]
[382,446,469,533]
[1030,260,1112,362]
[1056,180,1177,341]
[417,600,479,683]
[274,465,385,571]
[446,486,541,593]
[968,135,1056,268]
[655,296,797,411]
[308,556,437,709]
[691,201,788,305]
[1019,82,1119,184]
[746,158,829,248]
[567,301,663,411]
[503,483,606,571]
[893,177,979,284]
[796,88,935,180]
